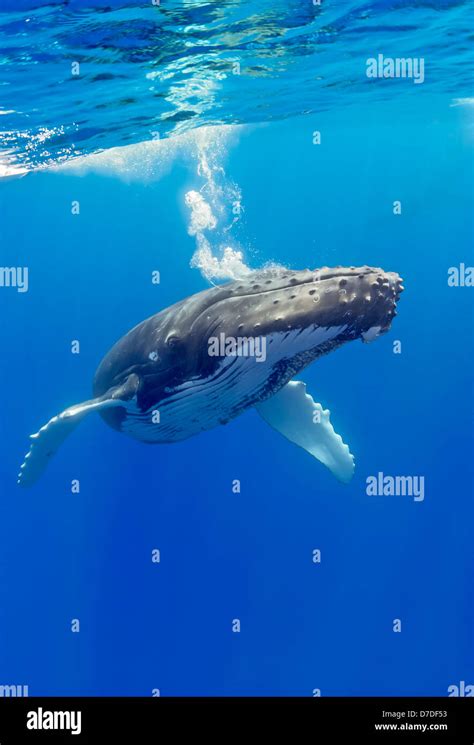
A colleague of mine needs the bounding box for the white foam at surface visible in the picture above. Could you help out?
[54,123,253,282]
[55,124,241,183]
[0,161,28,180]
[51,123,283,284]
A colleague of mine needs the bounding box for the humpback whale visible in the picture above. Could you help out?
[18,265,403,487]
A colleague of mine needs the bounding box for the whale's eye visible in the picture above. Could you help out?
[166,334,181,349]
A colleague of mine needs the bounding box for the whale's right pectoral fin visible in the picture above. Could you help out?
[17,375,140,488]
[255,380,355,483]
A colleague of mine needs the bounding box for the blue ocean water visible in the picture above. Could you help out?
[0,0,473,696]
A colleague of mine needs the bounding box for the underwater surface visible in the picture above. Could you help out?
[0,0,473,695]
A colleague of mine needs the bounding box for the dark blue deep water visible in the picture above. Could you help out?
[0,0,473,696]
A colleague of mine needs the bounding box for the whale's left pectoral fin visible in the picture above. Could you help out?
[17,397,124,488]
[255,380,355,483]
[18,374,140,488]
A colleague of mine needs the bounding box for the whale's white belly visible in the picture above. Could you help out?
[120,325,345,443]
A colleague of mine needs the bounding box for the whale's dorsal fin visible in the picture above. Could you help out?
[18,375,139,487]
[255,381,355,483]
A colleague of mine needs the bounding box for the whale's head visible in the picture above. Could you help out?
[204,264,403,349]
[93,265,403,433]
[182,265,403,382]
